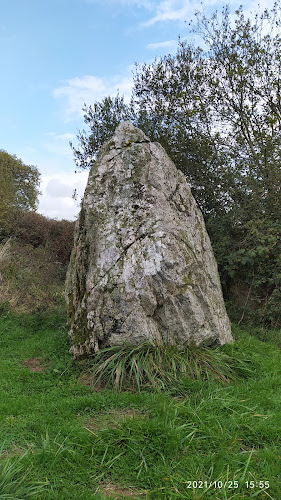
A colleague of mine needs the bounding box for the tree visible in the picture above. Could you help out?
[133,4,281,216]
[188,3,281,326]
[0,150,40,234]
[71,94,135,170]
[189,4,281,216]
[71,3,281,326]
[133,44,234,215]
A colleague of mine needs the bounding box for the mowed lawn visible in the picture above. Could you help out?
[0,311,280,499]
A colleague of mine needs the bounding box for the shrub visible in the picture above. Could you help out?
[8,211,75,265]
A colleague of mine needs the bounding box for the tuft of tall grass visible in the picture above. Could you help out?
[87,342,253,393]
[0,446,49,499]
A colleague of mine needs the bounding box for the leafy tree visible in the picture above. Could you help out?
[0,150,40,235]
[71,95,135,170]
[133,44,234,215]
[190,4,281,215]
[186,3,281,326]
[133,4,281,216]
[71,3,281,327]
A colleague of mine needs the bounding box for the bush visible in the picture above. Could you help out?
[207,215,281,328]
[8,211,75,265]
[0,212,75,313]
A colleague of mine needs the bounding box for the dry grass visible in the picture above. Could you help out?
[22,358,49,373]
[96,480,146,498]
[81,408,147,433]
[0,238,12,261]
[0,447,26,459]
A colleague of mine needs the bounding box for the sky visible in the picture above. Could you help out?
[0,0,277,220]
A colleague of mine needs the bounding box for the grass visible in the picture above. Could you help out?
[0,444,49,499]
[0,310,280,498]
[86,341,253,393]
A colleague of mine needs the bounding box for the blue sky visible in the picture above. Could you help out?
[0,0,275,220]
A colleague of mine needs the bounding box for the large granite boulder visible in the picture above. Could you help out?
[66,122,232,358]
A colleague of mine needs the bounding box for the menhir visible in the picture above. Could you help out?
[65,121,233,358]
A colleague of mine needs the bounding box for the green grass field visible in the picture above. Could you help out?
[0,311,280,499]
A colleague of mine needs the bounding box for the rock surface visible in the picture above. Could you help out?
[66,121,232,358]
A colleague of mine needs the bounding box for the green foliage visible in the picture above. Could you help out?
[0,213,74,312]
[207,214,281,327]
[0,149,74,314]
[71,94,135,170]
[0,150,40,236]
[9,211,75,265]
[87,342,253,393]
[0,448,49,498]
[133,45,232,215]
[71,2,281,327]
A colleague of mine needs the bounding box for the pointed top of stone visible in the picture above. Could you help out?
[111,121,150,150]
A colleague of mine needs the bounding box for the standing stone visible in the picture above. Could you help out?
[66,122,232,358]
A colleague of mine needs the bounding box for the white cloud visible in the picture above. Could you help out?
[83,0,279,27]
[38,171,89,220]
[54,133,76,141]
[147,39,178,50]
[116,0,153,6]
[45,179,74,198]
[143,0,193,26]
[142,0,261,26]
[19,135,89,220]
[53,72,133,121]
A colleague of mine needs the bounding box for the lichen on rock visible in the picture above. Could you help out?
[65,121,233,359]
